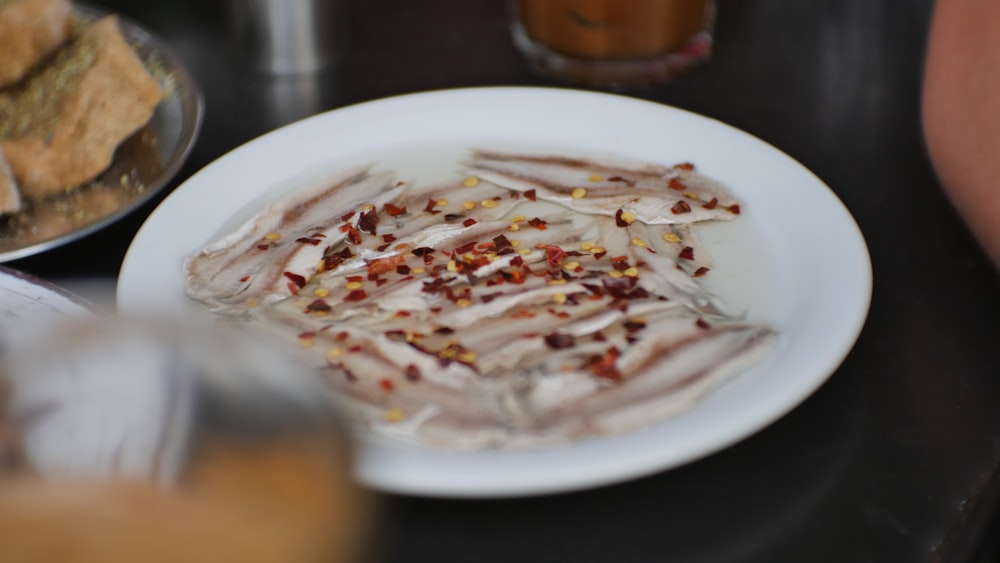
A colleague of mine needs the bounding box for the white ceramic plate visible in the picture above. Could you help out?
[118,87,872,497]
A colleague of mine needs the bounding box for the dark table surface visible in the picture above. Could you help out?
[11,0,1000,561]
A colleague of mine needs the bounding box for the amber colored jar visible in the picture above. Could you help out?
[511,0,716,86]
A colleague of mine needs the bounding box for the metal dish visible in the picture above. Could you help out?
[0,5,204,262]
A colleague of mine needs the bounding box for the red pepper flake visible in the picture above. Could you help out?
[696,318,711,330]
[673,162,695,171]
[379,378,395,392]
[345,289,368,302]
[367,255,406,276]
[671,201,692,214]
[430,307,443,314]
[492,234,512,252]
[423,199,442,214]
[383,234,397,243]
[283,272,307,288]
[702,197,718,210]
[305,299,332,313]
[463,218,477,227]
[726,203,741,215]
[347,345,363,353]
[592,330,608,342]
[358,207,379,235]
[384,202,406,217]
[296,237,323,246]
[340,211,356,222]
[256,244,270,251]
[411,247,435,257]
[588,347,622,381]
[335,332,349,341]
[340,224,362,244]
[668,177,686,190]
[510,255,524,267]
[444,213,465,221]
[545,245,567,267]
[405,365,421,382]
[608,175,635,186]
[614,209,630,227]
[544,332,575,349]
[525,189,537,201]
[623,320,647,332]
[239,275,250,283]
[455,241,477,254]
[679,246,695,260]
[529,217,548,230]
[693,266,710,277]
[396,264,412,275]
[298,331,316,340]
[502,270,527,284]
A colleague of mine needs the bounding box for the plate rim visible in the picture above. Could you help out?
[118,85,873,497]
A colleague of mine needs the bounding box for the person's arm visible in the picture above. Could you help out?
[922,0,1000,268]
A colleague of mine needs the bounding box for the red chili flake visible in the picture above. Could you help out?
[358,207,379,234]
[592,330,608,342]
[239,275,250,283]
[671,201,692,214]
[615,209,631,228]
[702,197,718,210]
[545,245,567,267]
[668,177,686,191]
[679,246,695,260]
[623,320,647,333]
[340,211,356,222]
[726,204,741,215]
[444,213,464,221]
[529,217,548,230]
[396,264,411,275]
[405,365,421,382]
[492,235,512,252]
[345,289,368,302]
[525,189,537,201]
[588,347,622,381]
[348,345,363,353]
[379,378,395,392]
[510,255,524,267]
[335,332,349,341]
[367,255,406,276]
[693,267,710,277]
[411,247,435,257]
[423,199,442,214]
[343,225,362,244]
[607,175,635,186]
[305,299,332,313]
[256,244,270,251]
[544,332,575,349]
[502,270,527,284]
[422,277,448,293]
[283,272,307,288]
[463,218,477,227]
[383,234,397,243]
[346,276,363,283]
[376,244,391,252]
[384,202,406,217]
[455,241,477,254]
[696,318,711,330]
[430,307,443,314]
[296,237,323,246]
[673,162,695,171]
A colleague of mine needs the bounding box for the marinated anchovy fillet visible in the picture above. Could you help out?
[184,151,776,449]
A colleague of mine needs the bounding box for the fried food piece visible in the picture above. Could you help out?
[0,15,164,199]
[0,149,20,213]
[0,0,74,88]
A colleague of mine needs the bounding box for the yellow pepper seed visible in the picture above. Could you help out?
[547,278,568,285]
[609,270,624,279]
[447,260,458,272]
[412,267,426,274]
[463,200,476,210]
[619,211,637,224]
[553,293,567,304]
[519,248,531,255]
[563,261,580,271]
[314,288,330,297]
[481,199,498,208]
[683,191,699,200]
[456,298,473,308]
[346,281,363,290]
[571,187,587,199]
[510,239,521,248]
[624,267,639,277]
[325,347,343,359]
[510,215,526,223]
[588,174,603,182]
[384,408,405,423]
[589,246,606,255]
[507,223,520,232]
[662,233,682,243]
[264,232,281,241]
[463,176,479,187]
[436,198,449,207]
[299,336,314,347]
[458,351,478,363]
[631,237,647,247]
[580,241,596,251]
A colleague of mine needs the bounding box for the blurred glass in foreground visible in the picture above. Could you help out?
[0,317,373,563]
[510,0,716,88]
